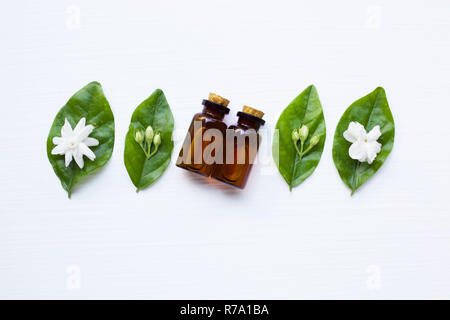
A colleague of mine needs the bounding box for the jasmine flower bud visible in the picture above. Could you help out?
[291,128,300,142]
[309,135,320,147]
[135,130,144,144]
[145,126,154,143]
[298,125,309,142]
[153,133,161,147]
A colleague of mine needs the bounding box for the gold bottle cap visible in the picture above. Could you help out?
[208,93,230,107]
[242,105,264,119]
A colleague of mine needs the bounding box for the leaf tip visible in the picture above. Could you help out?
[153,88,164,96]
[374,86,386,95]
[87,81,102,88]
[304,84,317,94]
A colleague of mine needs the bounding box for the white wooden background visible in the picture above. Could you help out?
[1,0,449,299]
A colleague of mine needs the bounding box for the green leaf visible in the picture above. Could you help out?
[47,81,115,197]
[273,85,326,190]
[332,87,395,195]
[124,89,174,191]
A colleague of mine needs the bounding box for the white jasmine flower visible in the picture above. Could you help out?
[343,121,381,164]
[51,118,99,168]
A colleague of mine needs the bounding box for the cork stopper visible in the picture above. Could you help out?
[242,105,264,119]
[208,93,230,107]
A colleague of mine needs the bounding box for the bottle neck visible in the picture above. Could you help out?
[237,112,265,131]
[202,100,230,120]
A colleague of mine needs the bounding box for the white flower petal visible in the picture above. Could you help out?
[51,143,68,155]
[73,150,84,169]
[343,121,366,143]
[77,124,95,141]
[84,137,99,147]
[73,118,86,135]
[53,137,64,145]
[367,125,381,142]
[349,141,367,162]
[61,118,73,138]
[65,150,73,167]
[78,143,96,161]
[365,141,382,164]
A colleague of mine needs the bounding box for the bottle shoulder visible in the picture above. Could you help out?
[191,112,227,129]
[228,123,258,132]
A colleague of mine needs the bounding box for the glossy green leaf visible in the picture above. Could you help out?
[47,81,115,197]
[332,87,395,195]
[124,89,174,191]
[273,85,326,190]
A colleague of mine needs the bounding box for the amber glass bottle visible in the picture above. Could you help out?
[176,93,230,177]
[212,106,265,188]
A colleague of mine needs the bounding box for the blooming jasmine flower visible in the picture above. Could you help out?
[51,118,99,169]
[343,121,381,164]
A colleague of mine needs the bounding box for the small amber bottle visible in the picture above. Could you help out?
[176,93,230,177]
[212,106,265,188]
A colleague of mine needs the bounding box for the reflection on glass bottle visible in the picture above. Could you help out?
[176,93,230,177]
[212,106,265,188]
